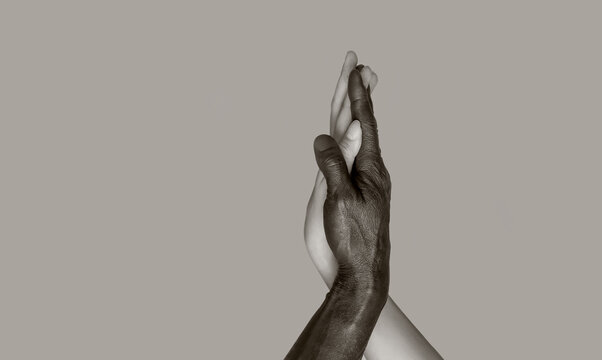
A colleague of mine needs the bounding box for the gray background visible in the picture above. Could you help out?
[2,1,601,359]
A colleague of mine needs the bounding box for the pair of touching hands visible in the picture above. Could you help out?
[305,51,391,294]
[285,51,393,360]
[286,52,442,360]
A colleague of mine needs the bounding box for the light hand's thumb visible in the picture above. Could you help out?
[338,120,362,173]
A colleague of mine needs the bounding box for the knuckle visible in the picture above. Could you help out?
[380,167,392,197]
[356,157,379,175]
[350,98,370,116]
[325,189,353,211]
[357,159,391,198]
[361,131,380,151]
[374,161,391,188]
[322,153,345,172]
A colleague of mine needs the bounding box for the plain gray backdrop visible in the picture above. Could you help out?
[2,1,601,359]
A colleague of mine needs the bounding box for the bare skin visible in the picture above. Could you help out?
[304,51,444,360]
[285,67,391,360]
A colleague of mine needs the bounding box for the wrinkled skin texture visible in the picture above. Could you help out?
[322,172,391,288]
[305,51,379,290]
[313,67,392,291]
[285,64,392,360]
[291,53,443,360]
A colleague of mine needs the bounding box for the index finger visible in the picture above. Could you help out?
[348,69,380,157]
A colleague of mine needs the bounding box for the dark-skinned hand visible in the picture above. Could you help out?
[313,67,392,295]
[285,64,392,360]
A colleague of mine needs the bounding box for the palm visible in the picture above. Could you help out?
[304,52,377,288]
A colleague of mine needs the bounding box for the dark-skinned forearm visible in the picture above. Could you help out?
[284,270,388,360]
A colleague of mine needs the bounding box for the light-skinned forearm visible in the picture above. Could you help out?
[364,296,443,360]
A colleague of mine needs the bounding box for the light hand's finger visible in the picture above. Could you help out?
[338,120,362,172]
[367,71,378,113]
[330,51,358,135]
[369,70,378,92]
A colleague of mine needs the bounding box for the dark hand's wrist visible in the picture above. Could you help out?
[333,229,390,303]
[332,267,389,306]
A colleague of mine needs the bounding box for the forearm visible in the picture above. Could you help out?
[364,296,443,360]
[309,247,442,359]
[285,279,387,360]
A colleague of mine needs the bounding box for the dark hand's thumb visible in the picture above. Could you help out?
[314,134,351,195]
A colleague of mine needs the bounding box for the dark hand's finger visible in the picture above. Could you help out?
[313,135,352,196]
[348,69,380,158]
[333,65,376,142]
[367,85,373,112]
[349,69,390,192]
